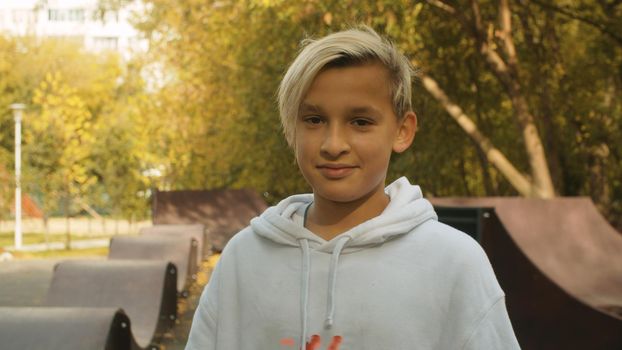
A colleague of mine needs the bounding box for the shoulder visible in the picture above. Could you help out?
[219,226,258,256]
[225,225,256,246]
[404,220,503,292]
[216,224,282,268]
[410,220,487,262]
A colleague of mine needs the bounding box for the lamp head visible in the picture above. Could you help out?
[9,103,26,111]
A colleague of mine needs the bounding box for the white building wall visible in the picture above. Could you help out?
[0,0,148,59]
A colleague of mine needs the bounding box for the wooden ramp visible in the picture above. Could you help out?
[0,307,131,350]
[109,235,198,294]
[153,188,267,251]
[140,224,208,262]
[45,260,177,350]
[431,197,622,349]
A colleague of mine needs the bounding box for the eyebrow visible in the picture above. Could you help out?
[299,102,323,114]
[299,102,382,116]
[350,106,381,116]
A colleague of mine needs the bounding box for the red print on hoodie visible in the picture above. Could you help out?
[279,335,343,350]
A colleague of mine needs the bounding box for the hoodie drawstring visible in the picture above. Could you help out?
[299,238,311,347]
[324,236,350,329]
[298,235,351,347]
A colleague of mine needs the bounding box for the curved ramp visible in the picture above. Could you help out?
[152,188,267,252]
[140,224,207,262]
[431,197,622,349]
[0,307,131,350]
[45,260,177,350]
[0,259,59,306]
[108,235,198,293]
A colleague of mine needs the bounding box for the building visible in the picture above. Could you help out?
[0,0,147,59]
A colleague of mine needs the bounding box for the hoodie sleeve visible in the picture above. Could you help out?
[185,262,221,350]
[461,296,521,350]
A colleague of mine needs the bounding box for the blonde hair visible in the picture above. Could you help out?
[277,26,414,147]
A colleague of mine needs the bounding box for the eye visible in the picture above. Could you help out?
[351,118,373,127]
[303,115,323,125]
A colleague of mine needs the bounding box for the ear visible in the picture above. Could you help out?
[392,111,417,153]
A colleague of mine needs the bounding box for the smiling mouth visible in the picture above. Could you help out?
[316,164,357,179]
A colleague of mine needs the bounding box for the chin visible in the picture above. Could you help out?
[312,185,371,204]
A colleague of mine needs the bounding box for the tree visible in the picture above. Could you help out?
[90,89,152,223]
[419,0,621,220]
[421,0,555,197]
[134,0,622,227]
[0,35,154,233]
[26,72,96,247]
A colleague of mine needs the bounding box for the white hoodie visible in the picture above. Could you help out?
[185,177,520,349]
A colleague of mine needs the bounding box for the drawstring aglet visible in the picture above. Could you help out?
[324,317,333,329]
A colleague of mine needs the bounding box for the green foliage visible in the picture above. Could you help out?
[0,35,151,220]
[1,0,620,228]
[25,71,96,221]
[134,0,622,227]
[90,98,151,219]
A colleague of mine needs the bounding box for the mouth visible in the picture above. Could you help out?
[316,164,357,179]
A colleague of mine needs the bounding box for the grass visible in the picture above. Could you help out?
[8,246,109,259]
[1,231,115,259]
[0,232,117,247]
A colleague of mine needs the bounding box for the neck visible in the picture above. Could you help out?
[306,185,390,241]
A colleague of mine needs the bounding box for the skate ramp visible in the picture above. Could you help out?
[140,224,207,262]
[108,235,198,294]
[152,188,267,252]
[432,197,622,349]
[0,259,62,306]
[45,260,177,350]
[0,307,131,350]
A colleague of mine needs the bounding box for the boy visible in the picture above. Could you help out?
[186,27,520,349]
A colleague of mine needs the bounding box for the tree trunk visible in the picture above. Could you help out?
[43,214,49,249]
[420,73,535,196]
[475,144,496,195]
[589,144,611,216]
[483,0,555,197]
[424,0,556,198]
[64,197,71,251]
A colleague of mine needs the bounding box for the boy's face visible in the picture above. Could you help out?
[295,62,416,204]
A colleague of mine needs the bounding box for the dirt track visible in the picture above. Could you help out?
[158,255,216,349]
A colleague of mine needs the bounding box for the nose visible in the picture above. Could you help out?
[320,125,350,158]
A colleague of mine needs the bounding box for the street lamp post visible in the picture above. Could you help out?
[11,103,25,251]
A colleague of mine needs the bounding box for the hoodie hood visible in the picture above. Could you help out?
[250,176,437,252]
[250,177,437,346]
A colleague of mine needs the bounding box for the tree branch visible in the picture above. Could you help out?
[426,0,556,197]
[529,0,622,46]
[471,0,484,36]
[420,73,538,197]
[424,0,456,14]
[499,0,518,67]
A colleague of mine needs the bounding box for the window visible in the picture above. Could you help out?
[93,37,118,50]
[48,9,85,22]
[68,9,85,22]
[48,9,62,21]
